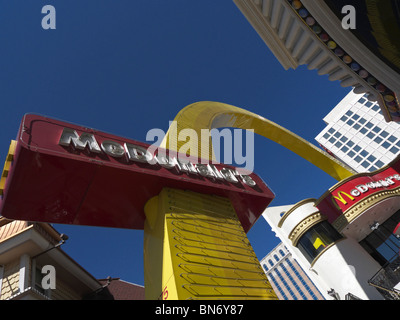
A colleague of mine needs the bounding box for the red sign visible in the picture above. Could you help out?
[316,157,400,223]
[0,114,274,233]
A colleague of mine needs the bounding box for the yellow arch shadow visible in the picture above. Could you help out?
[160,101,355,181]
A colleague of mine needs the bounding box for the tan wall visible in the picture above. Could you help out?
[1,259,21,300]
[50,279,82,300]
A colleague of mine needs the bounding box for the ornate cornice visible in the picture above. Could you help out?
[332,186,400,232]
[288,212,327,246]
[278,198,316,228]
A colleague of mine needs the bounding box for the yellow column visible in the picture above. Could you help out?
[143,187,277,300]
[0,140,17,196]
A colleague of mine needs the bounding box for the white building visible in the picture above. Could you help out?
[262,196,400,300]
[315,90,400,173]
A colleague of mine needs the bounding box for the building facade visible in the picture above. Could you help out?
[263,183,400,300]
[0,218,144,300]
[0,218,102,299]
[233,0,400,121]
[260,242,325,300]
[315,90,400,173]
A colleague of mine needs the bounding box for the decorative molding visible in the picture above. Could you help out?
[233,0,300,70]
[288,212,327,246]
[233,0,400,121]
[278,198,316,228]
[332,186,400,232]
[302,0,400,96]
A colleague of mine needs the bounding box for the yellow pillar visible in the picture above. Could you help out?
[143,187,277,300]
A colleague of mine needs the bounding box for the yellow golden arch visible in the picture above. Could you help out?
[143,101,355,300]
[161,101,355,181]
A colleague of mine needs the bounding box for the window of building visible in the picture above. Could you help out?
[345,111,353,116]
[365,101,373,108]
[359,210,400,266]
[353,145,361,152]
[269,259,274,267]
[374,136,383,144]
[360,150,368,157]
[358,98,366,104]
[347,140,355,147]
[359,118,366,125]
[335,141,343,148]
[341,146,349,153]
[361,160,370,168]
[390,146,399,154]
[340,115,348,122]
[367,132,375,139]
[328,128,335,134]
[354,155,362,163]
[323,133,330,140]
[380,130,389,138]
[372,126,381,133]
[353,123,361,130]
[375,160,384,168]
[275,269,297,300]
[382,141,391,149]
[367,155,376,163]
[372,104,380,112]
[329,137,336,144]
[360,127,368,134]
[285,259,322,300]
[348,150,355,158]
[269,273,289,300]
[365,122,374,129]
[347,119,354,126]
[388,136,397,143]
[281,263,307,299]
[296,221,343,264]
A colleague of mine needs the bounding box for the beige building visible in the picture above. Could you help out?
[260,242,325,300]
[0,217,144,300]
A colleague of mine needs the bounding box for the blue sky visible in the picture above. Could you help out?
[0,1,351,286]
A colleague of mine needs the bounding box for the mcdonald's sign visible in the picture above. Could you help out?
[331,191,355,210]
[315,154,400,224]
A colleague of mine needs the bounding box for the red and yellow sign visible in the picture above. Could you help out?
[0,114,274,233]
[316,156,400,224]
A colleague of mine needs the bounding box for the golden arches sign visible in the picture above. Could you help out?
[161,101,355,181]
